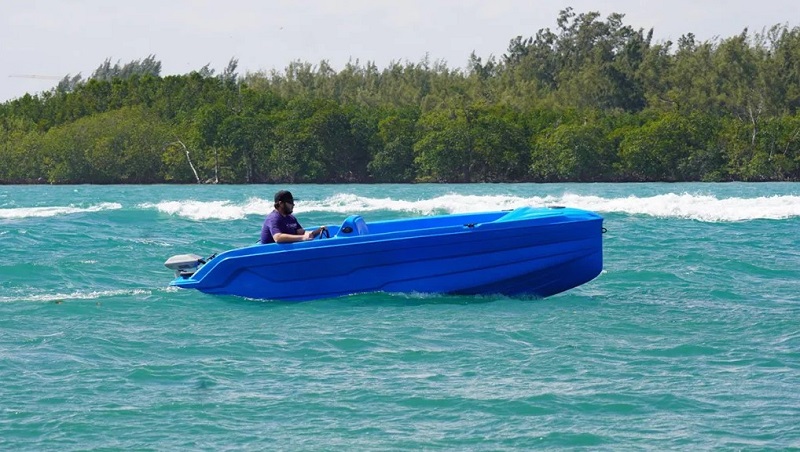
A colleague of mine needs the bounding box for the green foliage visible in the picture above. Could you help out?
[91,55,162,82]
[36,106,175,183]
[618,112,720,181]
[719,114,800,180]
[2,11,800,183]
[0,120,45,183]
[414,109,472,182]
[369,109,418,182]
[532,118,615,181]
[469,104,529,181]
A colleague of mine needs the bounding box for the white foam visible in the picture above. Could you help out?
[300,193,533,215]
[0,289,151,303]
[559,193,800,222]
[142,193,800,223]
[0,202,122,219]
[141,197,270,221]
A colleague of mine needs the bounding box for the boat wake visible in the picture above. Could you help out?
[558,193,800,222]
[3,193,798,223]
[145,193,800,223]
[139,198,271,221]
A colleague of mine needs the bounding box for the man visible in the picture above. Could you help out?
[260,190,326,244]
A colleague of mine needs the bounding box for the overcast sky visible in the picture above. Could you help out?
[1,0,795,103]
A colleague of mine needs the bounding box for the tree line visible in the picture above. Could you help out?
[1,8,799,184]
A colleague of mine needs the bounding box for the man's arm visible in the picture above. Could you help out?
[273,226,327,243]
[273,231,312,243]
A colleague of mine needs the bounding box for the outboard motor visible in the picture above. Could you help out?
[164,254,205,277]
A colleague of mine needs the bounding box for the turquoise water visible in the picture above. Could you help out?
[2,183,799,450]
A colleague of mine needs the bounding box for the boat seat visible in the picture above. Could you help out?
[337,215,369,236]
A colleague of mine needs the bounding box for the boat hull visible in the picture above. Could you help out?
[169,207,603,301]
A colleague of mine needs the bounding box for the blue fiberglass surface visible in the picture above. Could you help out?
[171,207,603,301]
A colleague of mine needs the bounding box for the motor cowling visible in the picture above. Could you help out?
[164,253,204,277]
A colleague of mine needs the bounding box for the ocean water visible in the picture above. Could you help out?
[1,183,799,450]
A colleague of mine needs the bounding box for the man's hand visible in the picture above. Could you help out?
[310,226,327,239]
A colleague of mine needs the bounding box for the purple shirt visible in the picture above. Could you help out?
[260,210,303,244]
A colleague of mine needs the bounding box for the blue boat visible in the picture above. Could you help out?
[165,206,604,301]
